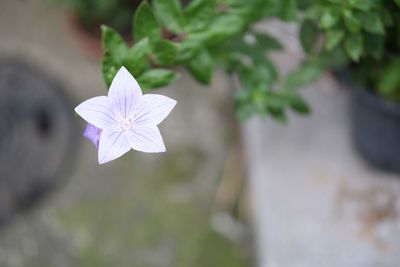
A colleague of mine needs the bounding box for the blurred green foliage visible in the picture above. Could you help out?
[301,0,400,101]
[102,0,314,122]
[58,0,400,122]
[100,0,400,121]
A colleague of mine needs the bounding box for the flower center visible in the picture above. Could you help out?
[121,118,134,130]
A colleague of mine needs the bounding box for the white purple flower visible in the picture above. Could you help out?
[75,66,177,164]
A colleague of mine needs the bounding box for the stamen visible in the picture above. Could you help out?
[121,118,133,130]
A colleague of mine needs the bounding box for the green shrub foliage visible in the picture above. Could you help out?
[100,0,400,121]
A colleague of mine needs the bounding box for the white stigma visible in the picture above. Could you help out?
[121,118,134,130]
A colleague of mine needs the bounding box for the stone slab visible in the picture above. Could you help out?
[243,74,400,267]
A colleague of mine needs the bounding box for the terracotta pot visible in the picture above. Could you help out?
[65,12,104,60]
[65,0,188,60]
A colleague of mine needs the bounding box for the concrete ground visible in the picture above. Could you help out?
[0,1,250,266]
[244,21,400,267]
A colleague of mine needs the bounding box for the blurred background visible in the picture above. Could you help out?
[1,1,400,267]
[0,0,251,266]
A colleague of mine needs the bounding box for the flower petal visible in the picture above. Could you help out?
[129,126,166,153]
[98,129,131,164]
[134,94,177,126]
[108,66,142,119]
[75,96,119,129]
[83,123,102,148]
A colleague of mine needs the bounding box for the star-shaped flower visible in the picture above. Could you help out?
[75,66,177,164]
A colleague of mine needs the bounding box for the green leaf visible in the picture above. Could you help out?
[378,8,393,26]
[344,34,363,61]
[318,46,349,69]
[395,0,400,8]
[137,69,179,90]
[251,89,269,116]
[279,0,297,21]
[200,14,244,44]
[364,33,384,59]
[342,9,360,33]
[319,6,341,29]
[254,59,278,85]
[396,16,400,48]
[234,89,255,122]
[133,1,161,42]
[348,0,372,11]
[175,39,203,63]
[298,0,312,10]
[254,32,283,51]
[101,25,128,63]
[264,94,288,123]
[235,103,256,122]
[281,91,310,114]
[358,12,385,35]
[325,29,344,50]
[300,19,318,53]
[378,60,400,99]
[123,38,150,77]
[304,5,323,20]
[184,0,217,32]
[102,50,120,88]
[234,50,278,88]
[236,65,257,89]
[186,48,213,84]
[152,0,184,33]
[151,39,178,66]
[243,0,280,21]
[269,109,288,123]
[101,25,128,88]
[284,62,322,89]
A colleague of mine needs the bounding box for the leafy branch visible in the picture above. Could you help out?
[102,0,321,122]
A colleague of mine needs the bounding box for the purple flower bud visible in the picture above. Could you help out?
[83,123,102,148]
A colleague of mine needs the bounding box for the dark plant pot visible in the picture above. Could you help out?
[0,60,79,226]
[350,84,400,172]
